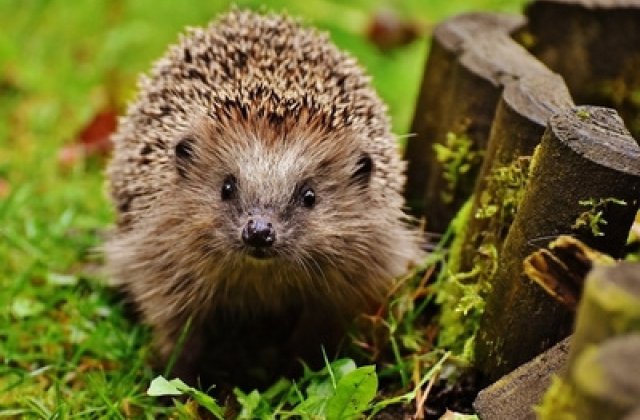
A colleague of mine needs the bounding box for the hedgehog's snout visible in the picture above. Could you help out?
[242,214,277,254]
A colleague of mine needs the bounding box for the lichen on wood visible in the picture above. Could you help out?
[572,334,640,420]
[539,262,640,419]
[458,74,573,274]
[475,106,640,385]
[404,12,557,232]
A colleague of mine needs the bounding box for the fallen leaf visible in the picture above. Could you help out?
[523,235,614,310]
[0,178,10,198]
[367,8,423,52]
[439,409,479,419]
[46,272,79,286]
[11,297,45,319]
[59,107,117,166]
[147,376,186,397]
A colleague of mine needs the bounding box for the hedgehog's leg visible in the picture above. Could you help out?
[285,306,346,370]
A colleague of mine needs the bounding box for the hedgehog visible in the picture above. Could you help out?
[106,9,422,386]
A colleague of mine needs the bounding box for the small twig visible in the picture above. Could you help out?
[415,367,439,419]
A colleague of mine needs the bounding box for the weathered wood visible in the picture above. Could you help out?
[523,236,614,310]
[436,75,572,356]
[572,334,640,420]
[473,336,571,420]
[567,262,640,368]
[406,13,524,216]
[475,106,640,384]
[623,406,640,420]
[457,74,573,273]
[404,12,565,232]
[537,262,640,419]
[521,0,640,139]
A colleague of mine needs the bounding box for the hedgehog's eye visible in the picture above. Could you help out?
[352,152,373,185]
[175,137,195,177]
[300,186,316,208]
[221,175,237,200]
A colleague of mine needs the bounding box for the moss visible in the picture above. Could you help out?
[435,199,498,361]
[576,108,591,121]
[515,29,536,50]
[571,345,608,404]
[587,272,640,323]
[475,156,531,230]
[433,131,483,204]
[535,375,577,420]
[572,197,628,237]
[436,242,498,360]
[624,212,640,262]
[447,197,475,274]
[435,157,531,360]
[594,57,640,139]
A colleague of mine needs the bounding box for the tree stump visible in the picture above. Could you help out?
[538,262,640,419]
[475,106,640,384]
[567,262,640,368]
[404,12,563,232]
[521,0,640,139]
[457,73,573,273]
[572,334,640,419]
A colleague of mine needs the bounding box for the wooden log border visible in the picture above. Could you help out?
[475,106,640,384]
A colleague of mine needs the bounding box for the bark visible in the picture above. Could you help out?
[538,263,640,419]
[404,12,559,232]
[523,235,614,311]
[473,336,571,420]
[572,334,640,420]
[475,106,640,384]
[521,0,640,139]
[567,262,640,369]
[457,73,573,273]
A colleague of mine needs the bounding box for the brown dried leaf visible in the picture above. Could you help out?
[58,108,117,166]
[366,8,423,52]
[0,178,10,199]
[524,235,615,310]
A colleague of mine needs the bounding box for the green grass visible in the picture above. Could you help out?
[1,0,525,417]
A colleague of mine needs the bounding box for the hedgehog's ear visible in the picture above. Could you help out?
[175,136,196,178]
[351,152,373,185]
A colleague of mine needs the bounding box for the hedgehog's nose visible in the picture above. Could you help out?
[242,216,276,248]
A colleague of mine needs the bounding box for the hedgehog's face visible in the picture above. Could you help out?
[171,122,377,268]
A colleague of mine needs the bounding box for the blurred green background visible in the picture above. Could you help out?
[0,0,526,141]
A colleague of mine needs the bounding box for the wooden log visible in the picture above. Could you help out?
[538,336,640,420]
[572,334,640,420]
[435,76,572,354]
[404,12,564,232]
[537,262,640,419]
[567,262,640,368]
[457,73,573,273]
[523,235,614,311]
[623,406,640,420]
[473,336,571,420]
[405,12,525,217]
[521,0,640,139]
[475,106,640,385]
